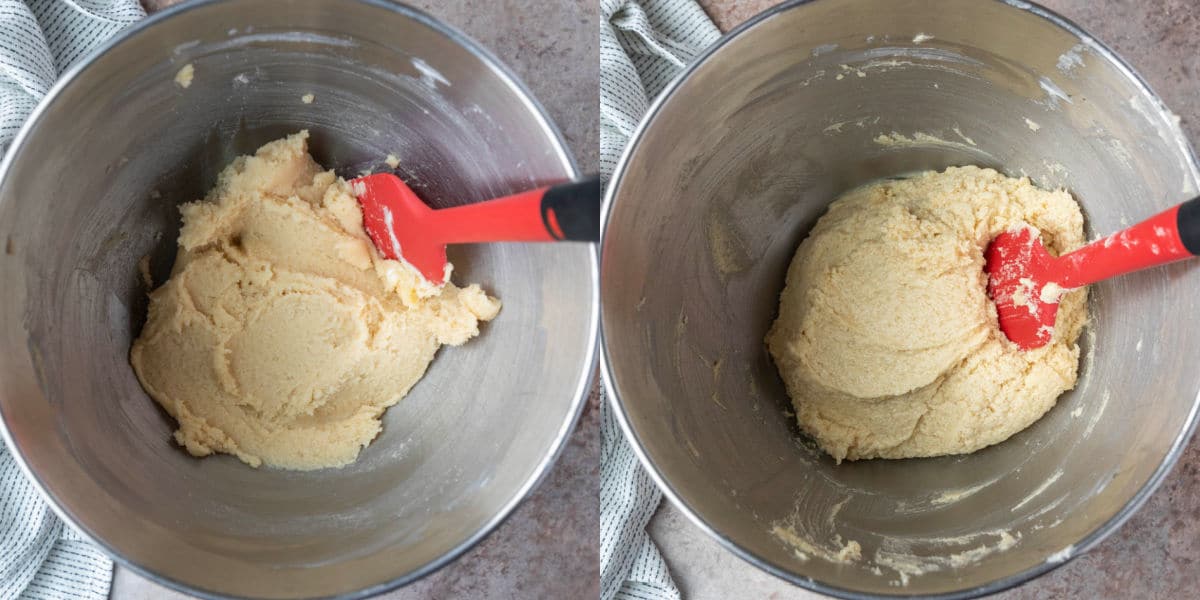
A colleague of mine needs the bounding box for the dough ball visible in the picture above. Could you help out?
[766,166,1086,461]
[131,132,500,470]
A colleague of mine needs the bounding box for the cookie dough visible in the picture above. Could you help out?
[766,166,1086,461]
[174,63,193,88]
[131,131,500,470]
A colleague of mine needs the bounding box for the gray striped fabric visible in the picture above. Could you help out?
[600,2,719,599]
[0,0,144,150]
[0,2,144,598]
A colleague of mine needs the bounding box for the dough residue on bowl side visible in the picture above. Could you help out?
[174,63,194,88]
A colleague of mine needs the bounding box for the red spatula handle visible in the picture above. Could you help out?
[433,176,601,244]
[1057,196,1200,288]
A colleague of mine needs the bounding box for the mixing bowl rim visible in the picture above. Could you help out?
[598,0,1200,598]
[0,0,600,599]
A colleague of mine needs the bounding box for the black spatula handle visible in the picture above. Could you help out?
[540,175,601,242]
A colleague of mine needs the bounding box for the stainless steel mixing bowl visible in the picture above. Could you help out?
[601,0,1200,597]
[0,1,597,598]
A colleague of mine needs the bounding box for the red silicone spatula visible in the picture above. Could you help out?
[351,173,600,285]
[986,196,1200,350]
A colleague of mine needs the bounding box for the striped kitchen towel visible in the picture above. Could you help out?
[599,2,720,599]
[0,2,144,598]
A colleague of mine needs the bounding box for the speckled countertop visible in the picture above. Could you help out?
[112,1,598,599]
[651,1,1200,598]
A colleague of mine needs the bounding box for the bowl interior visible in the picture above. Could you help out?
[0,1,595,598]
[602,0,1200,596]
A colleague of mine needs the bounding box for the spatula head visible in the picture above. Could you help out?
[351,173,449,285]
[984,226,1061,350]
